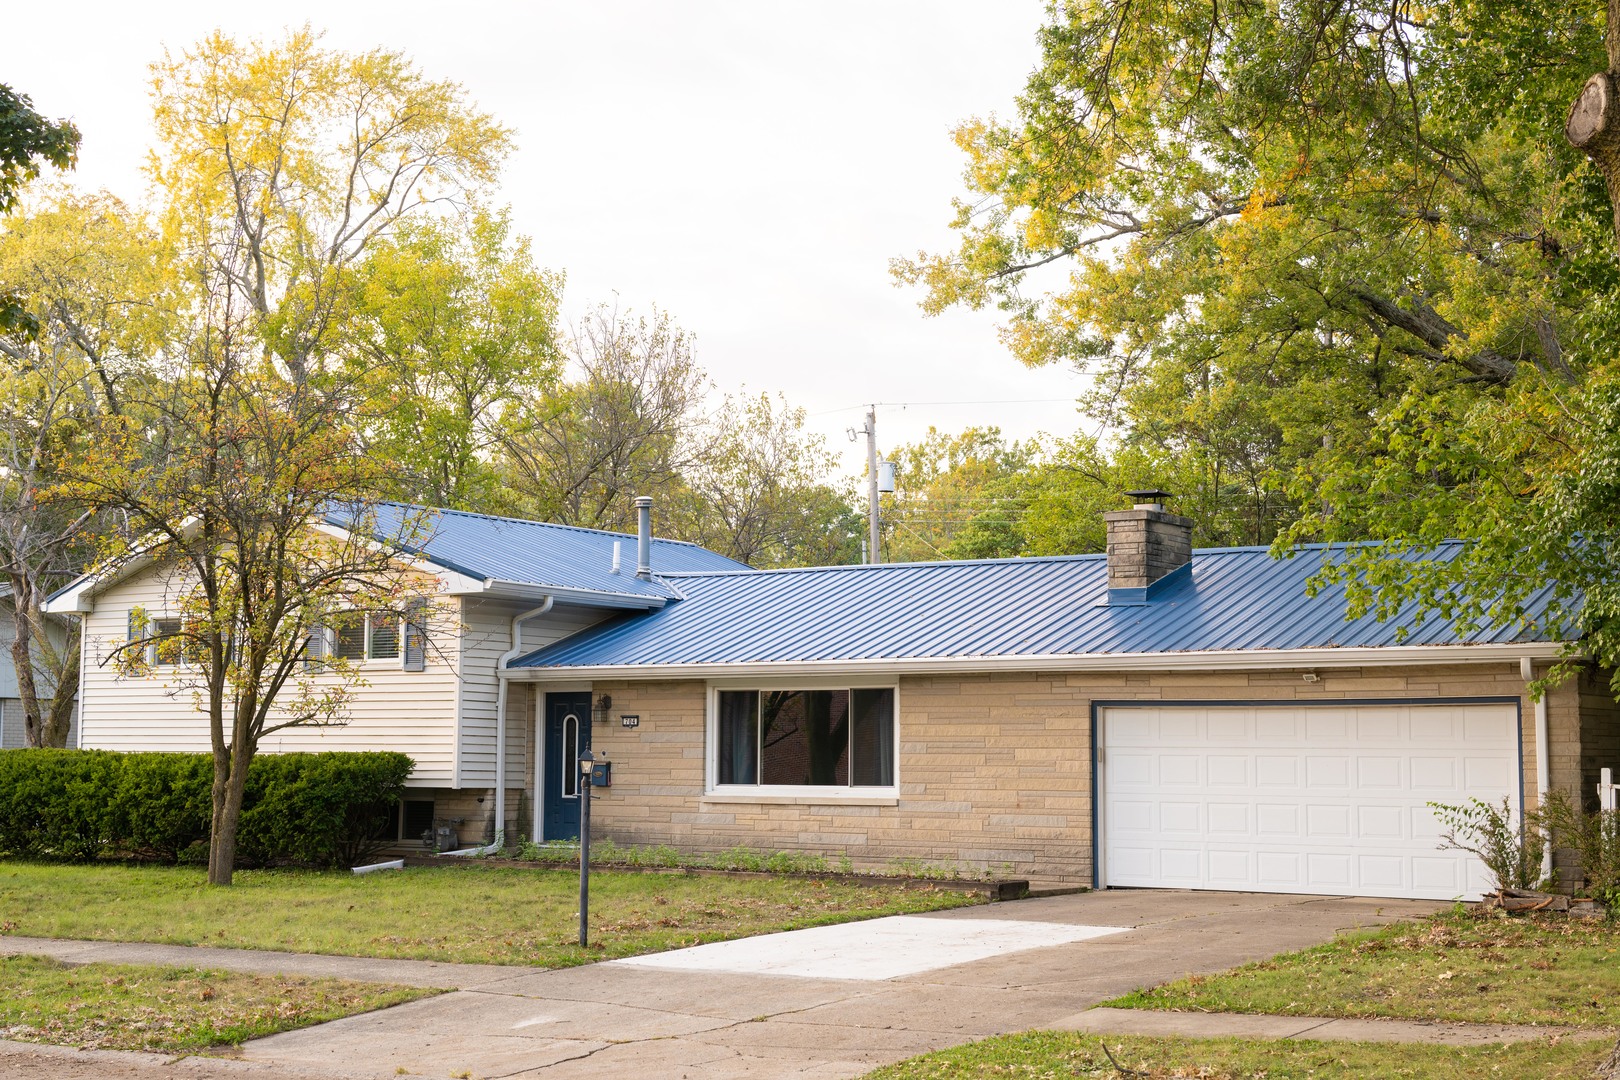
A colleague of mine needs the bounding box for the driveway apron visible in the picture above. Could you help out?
[226,889,1441,1079]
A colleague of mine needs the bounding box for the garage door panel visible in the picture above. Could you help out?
[1206,802,1249,834]
[1409,757,1457,789]
[1207,755,1249,785]
[1255,712,1300,742]
[1208,849,1251,883]
[1159,755,1200,785]
[1103,703,1518,901]
[1357,805,1404,840]
[1159,801,1201,833]
[1256,803,1301,836]
[1305,756,1350,788]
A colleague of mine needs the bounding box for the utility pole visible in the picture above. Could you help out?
[849,408,880,564]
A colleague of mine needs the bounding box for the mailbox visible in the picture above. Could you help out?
[589,760,612,788]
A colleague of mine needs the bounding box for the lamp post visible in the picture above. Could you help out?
[577,749,594,948]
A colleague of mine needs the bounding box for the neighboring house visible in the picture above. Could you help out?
[0,584,77,749]
[44,494,1620,900]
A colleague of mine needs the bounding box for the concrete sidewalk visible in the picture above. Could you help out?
[1058,1005,1617,1047]
[0,935,517,990]
[0,890,1447,1079]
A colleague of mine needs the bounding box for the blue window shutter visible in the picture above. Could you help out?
[403,599,427,672]
[304,626,328,670]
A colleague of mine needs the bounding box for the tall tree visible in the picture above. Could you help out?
[147,26,511,384]
[346,209,563,510]
[499,306,708,532]
[0,84,79,337]
[53,29,512,883]
[899,1,1620,671]
[882,427,1035,562]
[672,392,850,567]
[65,269,428,884]
[0,194,160,746]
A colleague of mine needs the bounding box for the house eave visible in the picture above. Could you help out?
[475,578,668,610]
[498,640,1572,682]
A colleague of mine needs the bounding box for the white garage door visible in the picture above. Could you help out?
[1101,703,1519,901]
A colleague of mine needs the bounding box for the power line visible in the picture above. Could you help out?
[810,397,1077,418]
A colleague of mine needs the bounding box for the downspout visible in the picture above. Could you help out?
[1522,656,1554,883]
[461,597,553,856]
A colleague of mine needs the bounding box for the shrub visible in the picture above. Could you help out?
[1540,791,1620,907]
[0,749,412,868]
[0,749,123,859]
[1429,797,1550,893]
[238,753,411,868]
[116,754,213,861]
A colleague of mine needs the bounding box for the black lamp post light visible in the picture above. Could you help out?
[577,748,594,948]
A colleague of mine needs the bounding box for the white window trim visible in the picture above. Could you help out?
[146,614,187,670]
[703,681,900,801]
[326,612,408,669]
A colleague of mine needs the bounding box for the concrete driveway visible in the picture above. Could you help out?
[0,890,1445,1079]
[220,889,1441,1080]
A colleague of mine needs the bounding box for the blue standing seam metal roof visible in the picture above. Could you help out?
[510,541,1567,669]
[324,502,750,599]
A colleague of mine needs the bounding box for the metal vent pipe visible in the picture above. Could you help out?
[635,496,652,579]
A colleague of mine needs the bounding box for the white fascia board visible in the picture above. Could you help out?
[41,551,162,614]
[480,578,668,609]
[498,640,1573,682]
[41,576,101,614]
[310,521,487,594]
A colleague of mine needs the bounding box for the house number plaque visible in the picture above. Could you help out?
[620,714,640,728]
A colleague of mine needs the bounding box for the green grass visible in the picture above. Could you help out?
[509,839,1017,881]
[1108,906,1620,1027]
[0,862,980,966]
[860,1031,1617,1079]
[0,955,431,1053]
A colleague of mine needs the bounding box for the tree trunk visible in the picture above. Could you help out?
[7,576,44,748]
[1567,2,1620,250]
[1595,1037,1620,1079]
[207,743,252,886]
[40,634,79,748]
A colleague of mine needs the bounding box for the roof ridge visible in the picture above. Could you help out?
[661,551,1106,579]
[370,500,718,550]
[658,539,1473,579]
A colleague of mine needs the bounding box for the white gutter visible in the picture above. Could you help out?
[498,640,1571,682]
[1522,655,1555,882]
[472,597,554,856]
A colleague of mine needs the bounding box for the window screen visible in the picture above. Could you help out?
[369,616,400,660]
[716,687,894,789]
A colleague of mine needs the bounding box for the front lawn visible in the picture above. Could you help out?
[1108,906,1620,1027]
[0,954,431,1053]
[862,1031,1616,1079]
[0,862,979,966]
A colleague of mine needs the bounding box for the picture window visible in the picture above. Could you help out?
[714,687,895,791]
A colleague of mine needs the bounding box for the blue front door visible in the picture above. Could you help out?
[542,693,591,841]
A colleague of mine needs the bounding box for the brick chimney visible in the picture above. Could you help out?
[1103,490,1192,602]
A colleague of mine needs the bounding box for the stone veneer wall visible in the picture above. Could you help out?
[564,663,1594,885]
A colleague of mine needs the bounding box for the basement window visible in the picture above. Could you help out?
[710,687,896,795]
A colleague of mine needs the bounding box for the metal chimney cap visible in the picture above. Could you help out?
[633,495,652,508]
[1125,488,1174,509]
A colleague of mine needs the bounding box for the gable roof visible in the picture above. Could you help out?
[321,502,749,604]
[45,502,751,614]
[508,541,1568,675]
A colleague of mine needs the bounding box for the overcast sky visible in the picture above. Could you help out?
[7,1,1083,476]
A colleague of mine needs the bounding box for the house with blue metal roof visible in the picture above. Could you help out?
[45,497,746,848]
[46,491,1618,899]
[495,492,1610,901]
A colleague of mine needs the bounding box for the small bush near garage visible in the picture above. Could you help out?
[0,749,411,867]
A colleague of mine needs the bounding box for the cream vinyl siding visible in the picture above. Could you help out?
[77,564,461,785]
[457,599,608,787]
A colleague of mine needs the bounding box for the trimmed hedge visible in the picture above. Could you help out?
[0,749,412,867]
